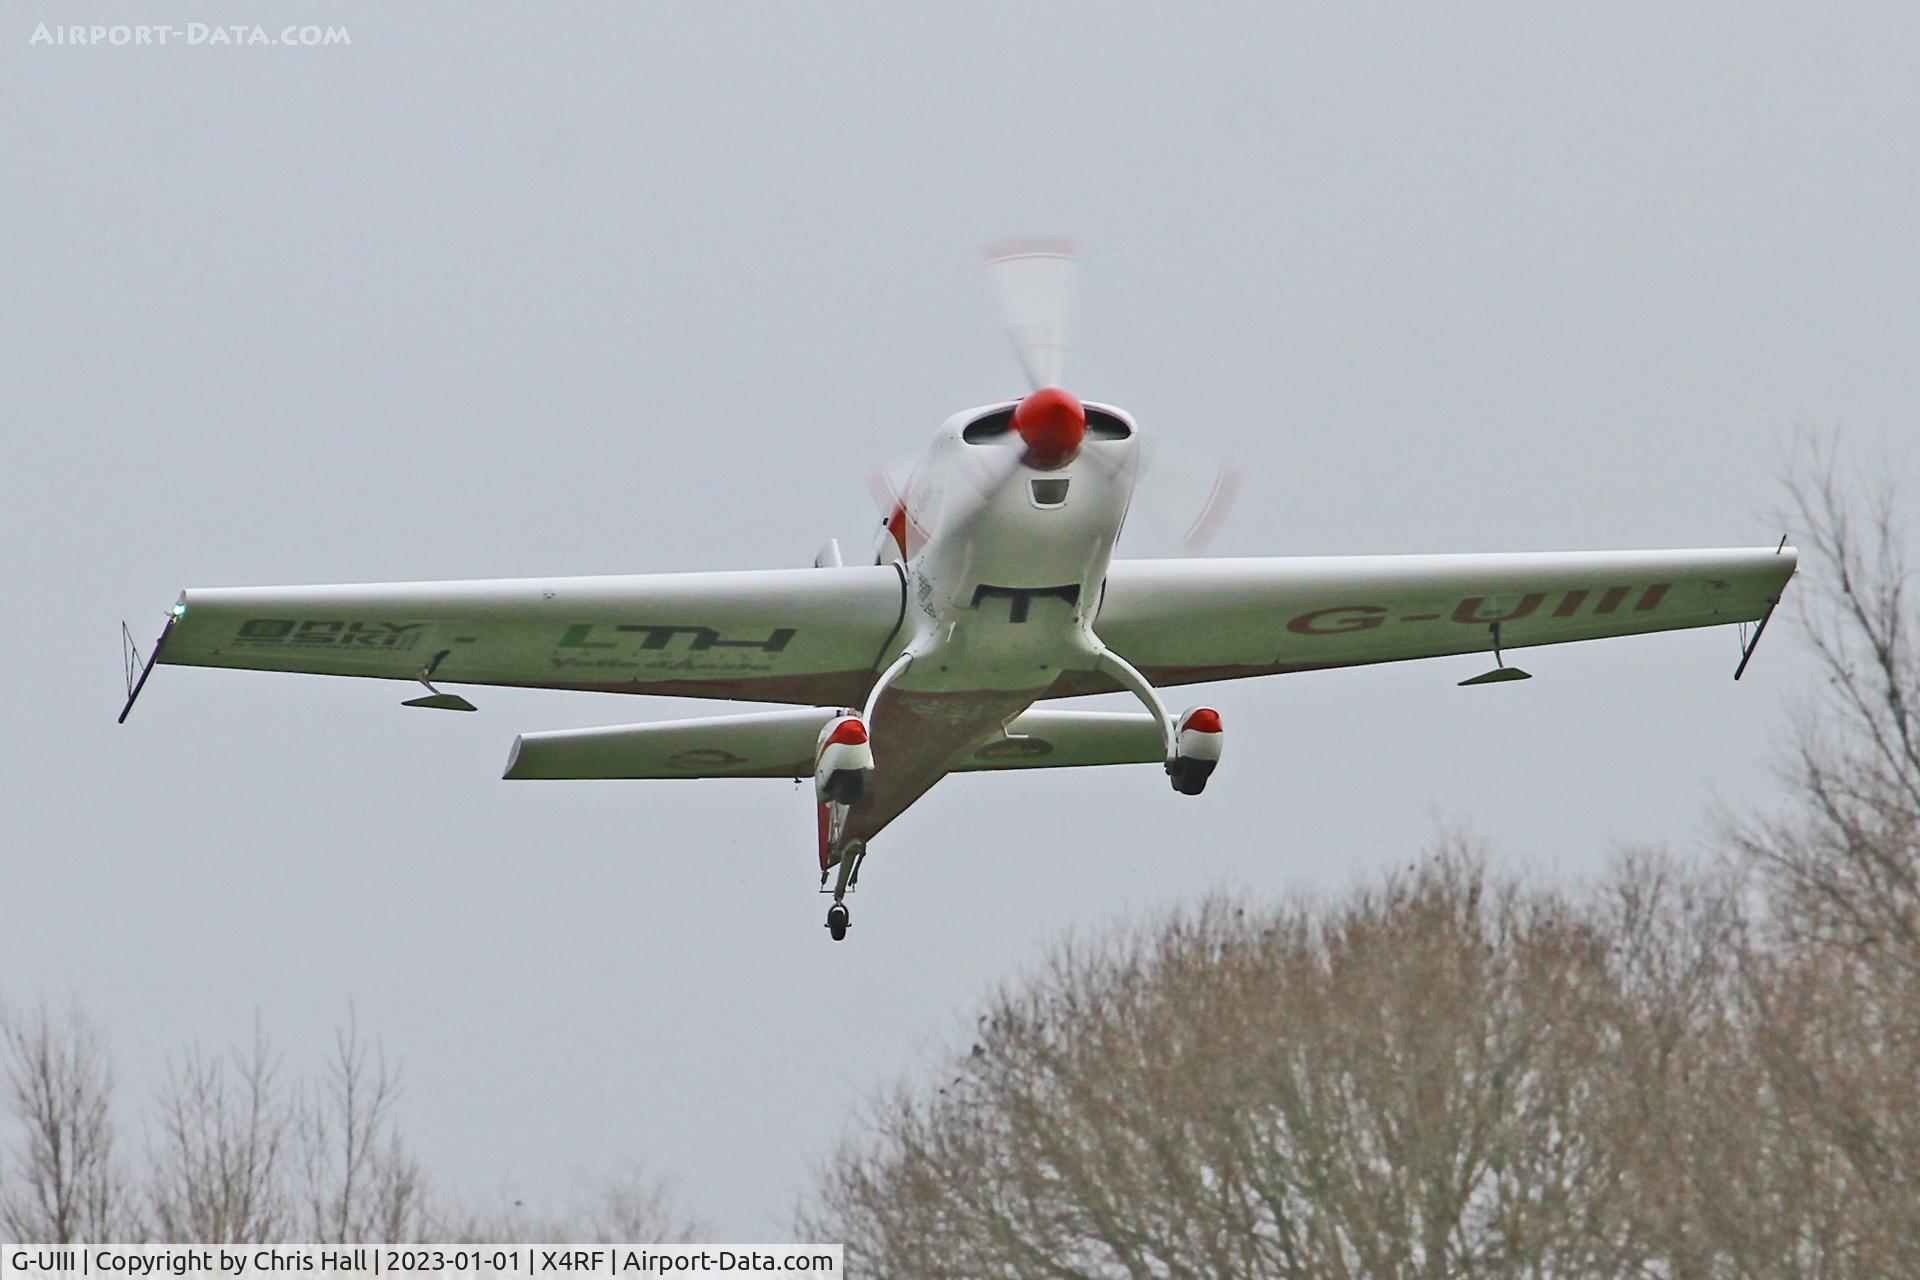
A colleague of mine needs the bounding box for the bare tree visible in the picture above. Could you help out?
[296,1014,427,1243]
[2,1004,693,1245]
[1744,442,1920,969]
[444,1167,699,1244]
[805,855,1662,1278]
[1,1003,130,1241]
[148,1027,294,1242]
[804,842,1920,1279]
[1714,447,1920,1275]
[1587,852,1836,1280]
[575,1168,699,1244]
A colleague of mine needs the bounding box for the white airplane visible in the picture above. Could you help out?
[121,241,1796,941]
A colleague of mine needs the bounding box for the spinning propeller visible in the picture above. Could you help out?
[869,238,1240,555]
[986,235,1077,394]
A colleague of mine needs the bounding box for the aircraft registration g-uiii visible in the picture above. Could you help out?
[121,240,1797,941]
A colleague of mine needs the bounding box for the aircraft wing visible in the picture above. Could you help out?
[140,567,907,709]
[1086,547,1796,690]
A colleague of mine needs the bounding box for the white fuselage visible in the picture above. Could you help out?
[886,401,1142,695]
[826,397,1161,857]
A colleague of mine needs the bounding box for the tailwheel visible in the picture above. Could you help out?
[826,901,850,942]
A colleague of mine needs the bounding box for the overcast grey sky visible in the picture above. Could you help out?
[4,0,1916,1238]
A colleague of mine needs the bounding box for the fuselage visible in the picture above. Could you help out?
[891,399,1141,689]
[837,399,1143,851]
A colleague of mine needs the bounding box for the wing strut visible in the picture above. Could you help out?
[1092,645,1178,758]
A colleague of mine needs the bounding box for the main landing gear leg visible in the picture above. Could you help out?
[816,650,909,942]
[1093,646,1225,796]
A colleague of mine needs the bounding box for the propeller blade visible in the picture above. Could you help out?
[865,439,1026,558]
[1172,457,1241,555]
[985,236,1077,391]
[938,436,1028,536]
[865,464,907,517]
[865,461,921,562]
[1116,440,1243,557]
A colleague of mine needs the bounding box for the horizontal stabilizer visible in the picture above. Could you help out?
[506,708,832,780]
[954,709,1162,771]
[504,707,1169,781]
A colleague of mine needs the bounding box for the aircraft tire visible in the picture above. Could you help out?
[1167,757,1214,796]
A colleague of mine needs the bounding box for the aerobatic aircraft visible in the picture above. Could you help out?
[121,241,1796,940]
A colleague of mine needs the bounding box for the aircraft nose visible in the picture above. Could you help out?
[1012,387,1086,470]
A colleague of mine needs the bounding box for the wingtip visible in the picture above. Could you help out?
[118,611,179,724]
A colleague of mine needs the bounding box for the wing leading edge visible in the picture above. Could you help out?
[1083,546,1796,692]
[152,566,907,707]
